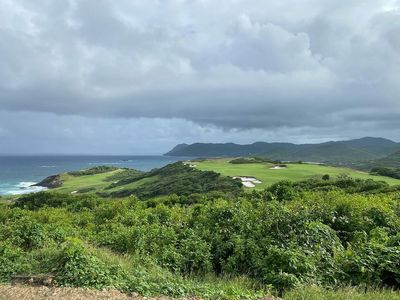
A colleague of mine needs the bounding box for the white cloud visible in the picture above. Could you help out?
[0,0,399,152]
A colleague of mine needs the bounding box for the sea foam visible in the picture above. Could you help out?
[5,182,48,195]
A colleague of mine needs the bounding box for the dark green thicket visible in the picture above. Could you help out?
[371,167,400,180]
[68,166,119,176]
[55,238,128,289]
[0,177,399,298]
[0,242,32,282]
[104,168,143,182]
[13,192,101,211]
[108,162,243,199]
[263,177,392,196]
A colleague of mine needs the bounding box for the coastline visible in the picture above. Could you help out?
[0,182,48,196]
[0,155,190,196]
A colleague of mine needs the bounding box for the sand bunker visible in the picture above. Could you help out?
[270,166,287,170]
[233,176,262,188]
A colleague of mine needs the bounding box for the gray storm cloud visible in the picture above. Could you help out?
[0,0,399,153]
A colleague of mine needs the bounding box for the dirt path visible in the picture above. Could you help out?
[0,285,199,300]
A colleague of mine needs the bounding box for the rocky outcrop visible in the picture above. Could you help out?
[33,174,63,189]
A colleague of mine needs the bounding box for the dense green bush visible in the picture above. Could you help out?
[14,192,101,211]
[1,177,400,298]
[55,238,127,289]
[0,242,31,282]
[371,167,400,179]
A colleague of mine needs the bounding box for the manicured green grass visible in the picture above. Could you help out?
[53,170,123,194]
[52,170,158,196]
[194,158,400,189]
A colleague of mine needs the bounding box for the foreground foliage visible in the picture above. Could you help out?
[284,286,400,300]
[1,176,400,298]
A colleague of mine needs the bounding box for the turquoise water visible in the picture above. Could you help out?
[0,155,189,195]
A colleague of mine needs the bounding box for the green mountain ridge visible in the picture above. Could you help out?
[165,137,400,165]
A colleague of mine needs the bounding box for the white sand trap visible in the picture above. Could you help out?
[233,176,262,188]
[242,181,256,188]
[270,166,287,170]
[71,191,77,194]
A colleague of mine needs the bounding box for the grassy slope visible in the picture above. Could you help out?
[52,170,152,195]
[50,162,243,199]
[194,159,400,189]
[105,176,160,193]
[53,170,122,194]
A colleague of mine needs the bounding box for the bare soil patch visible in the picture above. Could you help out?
[0,285,200,300]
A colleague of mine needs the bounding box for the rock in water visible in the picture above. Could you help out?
[33,174,63,188]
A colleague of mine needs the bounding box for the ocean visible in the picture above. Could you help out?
[0,155,189,195]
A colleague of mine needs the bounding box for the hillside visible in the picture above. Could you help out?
[193,158,400,189]
[165,137,400,164]
[34,159,400,198]
[37,163,243,199]
[374,150,400,168]
[345,150,400,171]
[353,150,400,170]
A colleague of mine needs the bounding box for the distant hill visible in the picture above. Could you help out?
[375,150,400,167]
[352,150,400,170]
[165,137,400,165]
[167,143,189,153]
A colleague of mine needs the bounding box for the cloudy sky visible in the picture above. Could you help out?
[0,0,399,154]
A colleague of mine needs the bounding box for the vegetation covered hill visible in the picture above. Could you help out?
[374,150,400,167]
[165,137,400,165]
[1,174,400,299]
[193,158,400,188]
[40,163,243,199]
[103,162,243,198]
[352,150,400,171]
[33,159,400,200]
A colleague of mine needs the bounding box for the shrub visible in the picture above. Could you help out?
[371,167,400,180]
[55,238,127,289]
[267,181,297,201]
[14,192,101,211]
[0,242,31,282]
[322,174,330,180]
[258,246,316,291]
